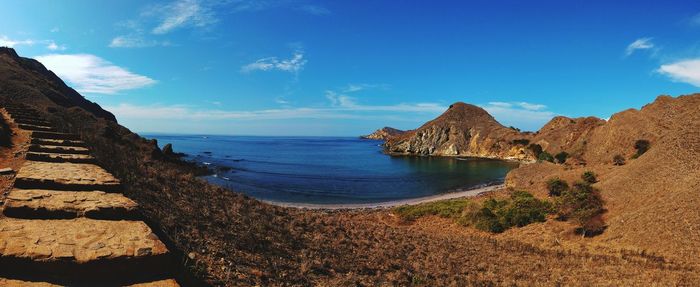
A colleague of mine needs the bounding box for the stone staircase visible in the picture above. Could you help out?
[0,105,180,286]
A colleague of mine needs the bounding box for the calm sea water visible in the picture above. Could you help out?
[145,135,518,204]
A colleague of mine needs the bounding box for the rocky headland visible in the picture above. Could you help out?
[360,126,405,140]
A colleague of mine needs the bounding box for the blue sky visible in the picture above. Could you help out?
[2,0,700,136]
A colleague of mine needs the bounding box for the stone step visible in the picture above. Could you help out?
[0,218,174,285]
[31,131,80,141]
[14,162,120,192]
[13,118,52,126]
[12,116,46,123]
[0,278,180,287]
[26,152,95,164]
[0,278,60,286]
[18,124,57,132]
[29,145,90,155]
[3,189,139,220]
[31,138,87,148]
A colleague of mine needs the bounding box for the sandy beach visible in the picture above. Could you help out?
[266,183,505,210]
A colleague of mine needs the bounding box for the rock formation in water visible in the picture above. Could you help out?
[361,127,405,140]
[384,102,535,160]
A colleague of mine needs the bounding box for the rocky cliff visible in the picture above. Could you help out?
[361,127,405,140]
[384,102,534,160]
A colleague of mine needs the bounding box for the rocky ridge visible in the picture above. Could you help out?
[361,127,405,140]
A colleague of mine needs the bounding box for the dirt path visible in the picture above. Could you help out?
[0,105,180,286]
[266,183,505,210]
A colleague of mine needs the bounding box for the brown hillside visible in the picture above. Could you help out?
[506,94,700,266]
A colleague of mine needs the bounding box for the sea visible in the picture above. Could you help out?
[145,135,518,205]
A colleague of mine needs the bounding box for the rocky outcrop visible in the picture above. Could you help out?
[384,102,534,160]
[361,127,405,140]
[0,47,116,122]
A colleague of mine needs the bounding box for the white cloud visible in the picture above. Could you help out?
[35,54,156,94]
[481,102,556,131]
[109,35,170,48]
[241,50,307,73]
[150,0,216,34]
[46,41,66,51]
[625,37,654,56]
[50,27,60,33]
[657,58,700,87]
[0,35,35,48]
[325,91,357,107]
[516,102,546,111]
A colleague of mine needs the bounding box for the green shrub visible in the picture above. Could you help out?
[538,151,554,162]
[613,154,625,165]
[634,139,650,157]
[554,151,569,164]
[512,139,530,146]
[581,171,597,184]
[468,191,552,233]
[528,144,543,158]
[557,181,606,237]
[546,177,569,197]
[503,191,553,227]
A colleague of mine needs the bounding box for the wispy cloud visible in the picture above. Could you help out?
[657,58,700,87]
[35,54,156,94]
[241,50,307,74]
[46,41,66,51]
[625,37,654,56]
[149,0,216,35]
[0,35,35,48]
[481,101,556,131]
[106,101,446,122]
[109,35,170,48]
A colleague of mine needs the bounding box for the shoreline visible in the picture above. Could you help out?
[265,183,505,210]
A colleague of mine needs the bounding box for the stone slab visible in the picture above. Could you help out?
[30,132,80,141]
[30,138,86,147]
[0,218,169,262]
[26,152,95,164]
[3,189,139,220]
[13,118,51,126]
[0,218,173,285]
[17,124,56,132]
[14,162,120,191]
[29,145,90,155]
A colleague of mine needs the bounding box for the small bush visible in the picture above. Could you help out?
[582,171,597,184]
[528,144,543,158]
[554,151,569,164]
[557,181,606,237]
[538,151,554,162]
[468,191,552,233]
[512,139,530,146]
[546,177,569,197]
[613,154,625,166]
[634,139,650,157]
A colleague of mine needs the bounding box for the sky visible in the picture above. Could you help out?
[2,0,700,136]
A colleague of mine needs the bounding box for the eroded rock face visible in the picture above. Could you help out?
[361,127,405,140]
[384,102,534,160]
